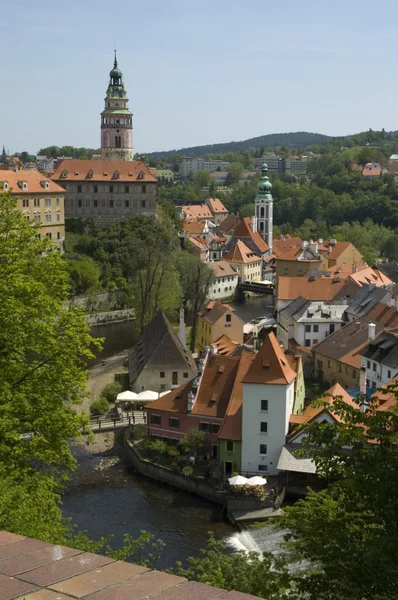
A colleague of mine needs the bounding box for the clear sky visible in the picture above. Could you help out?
[2,0,398,155]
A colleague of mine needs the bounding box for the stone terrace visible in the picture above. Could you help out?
[0,532,257,600]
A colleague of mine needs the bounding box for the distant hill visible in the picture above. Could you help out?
[145,131,332,159]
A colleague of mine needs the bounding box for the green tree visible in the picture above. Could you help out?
[226,162,244,185]
[278,388,398,600]
[69,258,101,294]
[0,191,99,541]
[101,381,123,403]
[195,170,212,188]
[180,428,207,454]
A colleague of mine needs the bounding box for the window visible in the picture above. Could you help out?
[200,422,209,432]
[77,200,82,207]
[46,232,52,239]
[169,417,180,429]
[56,197,60,206]
[183,372,189,378]
[328,360,331,368]
[260,422,268,433]
[57,232,61,240]
[172,372,178,385]
[366,378,370,388]
[258,465,267,472]
[211,423,220,434]
[110,200,114,208]
[388,370,392,379]
[329,324,335,334]
[305,324,311,333]
[34,199,40,207]
[125,200,129,207]
[22,199,29,207]
[260,444,267,455]
[45,198,51,207]
[313,324,319,333]
[317,359,323,369]
[372,363,376,372]
[313,339,318,345]
[94,185,98,193]
[151,414,161,425]
[160,372,165,378]
[345,366,348,375]
[261,399,268,411]
[142,200,146,208]
[305,339,311,347]
[367,360,371,369]
[226,314,231,323]
[94,200,98,207]
[125,186,129,193]
[339,363,342,372]
[109,185,114,193]
[226,440,234,452]
[142,185,147,193]
[34,215,40,222]
[56,214,60,222]
[353,369,356,378]
[77,185,82,193]
[45,214,52,223]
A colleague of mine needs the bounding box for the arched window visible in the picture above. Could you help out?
[259,222,264,232]
[260,206,265,218]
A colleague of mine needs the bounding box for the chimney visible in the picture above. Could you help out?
[187,391,195,412]
[330,238,337,246]
[179,308,186,349]
[189,347,211,413]
[251,216,257,233]
[352,265,358,273]
[368,323,376,342]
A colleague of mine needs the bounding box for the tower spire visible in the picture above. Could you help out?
[114,47,117,67]
[254,162,273,252]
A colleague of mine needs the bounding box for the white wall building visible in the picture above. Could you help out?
[179,157,230,178]
[360,326,398,390]
[207,261,239,300]
[241,333,298,476]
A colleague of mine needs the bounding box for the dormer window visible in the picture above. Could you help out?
[138,171,145,179]
[17,181,28,190]
[113,170,120,179]
[62,170,68,178]
[87,170,94,179]
[1,181,8,191]
[40,180,49,190]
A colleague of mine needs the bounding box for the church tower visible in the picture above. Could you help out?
[101,51,134,161]
[255,163,273,252]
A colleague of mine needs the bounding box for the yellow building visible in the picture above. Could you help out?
[197,300,244,350]
[223,240,263,282]
[0,170,65,252]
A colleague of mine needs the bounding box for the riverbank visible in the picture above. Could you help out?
[78,350,129,415]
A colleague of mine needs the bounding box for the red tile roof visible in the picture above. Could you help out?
[199,300,238,325]
[0,170,66,194]
[223,240,260,264]
[183,218,205,234]
[242,331,297,385]
[277,276,346,301]
[181,204,213,219]
[207,197,228,213]
[233,217,269,254]
[52,159,157,182]
[272,237,303,259]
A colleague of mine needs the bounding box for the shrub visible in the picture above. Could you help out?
[166,445,180,458]
[180,429,206,454]
[182,465,193,477]
[90,397,109,416]
[101,381,123,404]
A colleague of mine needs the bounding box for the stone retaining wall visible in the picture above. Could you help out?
[86,308,135,326]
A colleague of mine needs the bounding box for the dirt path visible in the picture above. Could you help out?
[76,351,129,414]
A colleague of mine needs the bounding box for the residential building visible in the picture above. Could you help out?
[338,283,392,321]
[312,304,398,388]
[0,169,65,251]
[285,156,308,175]
[183,218,209,237]
[276,275,346,312]
[155,169,174,182]
[51,159,156,226]
[197,300,244,349]
[223,216,269,259]
[278,298,347,350]
[218,214,240,237]
[36,155,55,172]
[179,203,213,222]
[205,197,229,225]
[211,171,228,185]
[179,157,230,178]
[262,155,284,173]
[211,334,242,356]
[207,260,239,299]
[241,332,304,476]
[186,235,209,261]
[128,310,197,393]
[207,234,226,260]
[360,328,398,390]
[376,261,398,284]
[223,240,263,282]
[101,51,133,161]
[362,162,383,180]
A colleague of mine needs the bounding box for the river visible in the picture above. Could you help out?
[62,450,283,571]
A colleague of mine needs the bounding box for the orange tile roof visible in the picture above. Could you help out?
[183,218,205,235]
[349,267,392,287]
[52,159,157,182]
[187,236,208,250]
[272,237,303,259]
[218,351,256,441]
[373,376,398,411]
[242,331,297,385]
[1,170,66,194]
[223,240,260,264]
[199,300,238,325]
[208,260,238,278]
[277,276,346,301]
[182,204,213,219]
[207,197,228,213]
[233,217,269,254]
[211,334,240,356]
[218,214,240,235]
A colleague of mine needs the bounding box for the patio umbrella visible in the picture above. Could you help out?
[137,390,159,401]
[116,390,138,402]
[228,475,249,486]
[159,390,171,397]
[247,476,267,486]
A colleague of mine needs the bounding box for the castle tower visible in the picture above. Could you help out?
[255,163,273,252]
[101,51,134,161]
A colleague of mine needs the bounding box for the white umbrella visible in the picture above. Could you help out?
[137,390,158,400]
[247,476,267,486]
[228,475,249,486]
[116,390,138,402]
[159,390,171,397]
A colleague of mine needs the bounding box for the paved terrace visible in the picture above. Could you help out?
[0,532,257,600]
